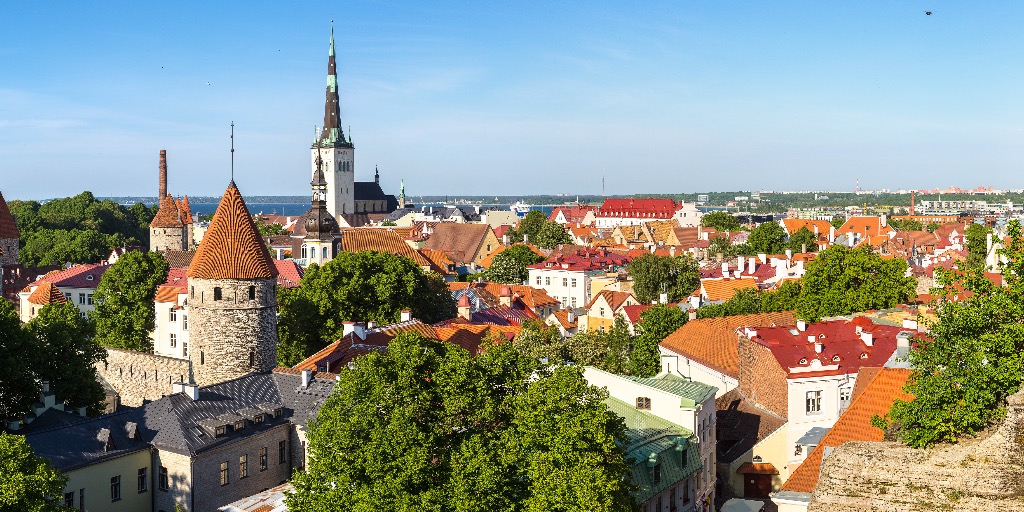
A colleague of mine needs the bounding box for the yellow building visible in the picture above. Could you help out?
[581,289,638,333]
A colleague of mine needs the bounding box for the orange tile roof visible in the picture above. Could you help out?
[660,311,797,377]
[781,368,912,494]
[837,216,895,238]
[27,282,68,306]
[419,249,457,275]
[187,182,278,279]
[433,324,520,354]
[150,194,184,228]
[154,285,183,303]
[585,289,635,312]
[550,309,578,329]
[0,191,19,239]
[177,195,193,224]
[339,228,431,267]
[700,277,758,302]
[781,218,833,236]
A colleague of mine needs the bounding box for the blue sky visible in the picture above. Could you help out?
[2,1,1023,199]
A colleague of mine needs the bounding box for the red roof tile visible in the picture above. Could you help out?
[0,191,20,239]
[27,282,68,306]
[273,259,304,288]
[29,263,109,290]
[150,194,184,228]
[187,183,278,279]
[750,319,907,378]
[660,311,797,377]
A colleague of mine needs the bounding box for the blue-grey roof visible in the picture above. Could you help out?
[796,426,830,446]
[25,409,150,472]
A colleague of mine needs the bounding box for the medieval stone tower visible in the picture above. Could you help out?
[0,191,19,267]
[149,150,194,252]
[312,27,355,220]
[186,181,279,387]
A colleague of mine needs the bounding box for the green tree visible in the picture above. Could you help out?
[533,221,572,249]
[896,218,923,231]
[631,305,686,377]
[286,333,634,512]
[964,223,991,272]
[830,216,846,229]
[747,221,788,255]
[27,303,107,415]
[0,301,39,419]
[485,246,544,284]
[276,251,456,366]
[787,226,819,254]
[255,218,286,237]
[701,211,740,232]
[888,220,1024,448]
[796,245,916,321]
[91,251,170,352]
[0,433,70,512]
[627,253,699,304]
[926,222,940,233]
[707,236,734,258]
[508,210,548,244]
[510,320,568,364]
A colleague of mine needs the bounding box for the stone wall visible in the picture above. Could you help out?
[154,449,193,512]
[737,334,790,418]
[150,227,186,253]
[191,424,292,511]
[188,277,277,387]
[809,389,1024,511]
[97,348,190,407]
[0,237,18,266]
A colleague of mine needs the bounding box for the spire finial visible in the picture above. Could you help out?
[230,121,235,182]
[329,23,335,57]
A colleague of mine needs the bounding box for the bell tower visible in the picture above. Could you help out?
[312,26,354,222]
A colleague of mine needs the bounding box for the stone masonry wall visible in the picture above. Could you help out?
[188,277,277,387]
[192,424,292,511]
[150,227,186,253]
[0,237,18,266]
[809,388,1024,511]
[737,334,790,419]
[97,347,190,407]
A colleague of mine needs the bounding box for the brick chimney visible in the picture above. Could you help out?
[159,150,168,199]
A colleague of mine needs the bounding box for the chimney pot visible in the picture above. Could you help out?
[815,342,824,353]
[400,310,412,322]
[797,319,807,332]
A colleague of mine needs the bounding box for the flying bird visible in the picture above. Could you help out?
[925,11,932,15]
[207,82,211,86]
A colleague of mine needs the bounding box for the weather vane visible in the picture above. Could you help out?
[230,121,235,181]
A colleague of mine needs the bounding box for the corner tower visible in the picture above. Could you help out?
[0,191,20,266]
[186,181,279,386]
[312,27,355,221]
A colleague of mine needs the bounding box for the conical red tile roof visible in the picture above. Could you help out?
[150,194,184,228]
[178,195,193,224]
[0,191,20,239]
[27,282,68,306]
[188,182,277,279]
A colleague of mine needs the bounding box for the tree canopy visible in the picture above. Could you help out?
[485,245,544,284]
[787,226,819,254]
[0,433,70,512]
[11,192,157,267]
[887,220,1024,448]
[91,251,169,352]
[276,251,456,366]
[627,253,699,304]
[0,301,39,420]
[507,211,572,249]
[696,281,801,319]
[795,245,916,321]
[27,303,107,415]
[700,211,740,232]
[286,333,634,512]
[964,223,991,272]
[631,305,687,377]
[747,221,788,255]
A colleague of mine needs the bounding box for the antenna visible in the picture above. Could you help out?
[230,121,235,181]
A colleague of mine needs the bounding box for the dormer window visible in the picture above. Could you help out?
[274,407,283,418]
[799,358,808,365]
[818,333,825,339]
[860,353,869,359]
[234,420,244,431]
[832,355,841,362]
[652,462,662,485]
[215,426,226,437]
[636,397,651,410]
[254,414,265,425]
[86,275,94,281]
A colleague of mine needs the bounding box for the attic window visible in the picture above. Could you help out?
[636,397,652,410]
[274,407,283,418]
[818,333,826,339]
[832,355,841,362]
[254,414,265,425]
[860,353,869,359]
[215,426,226,437]
[234,420,245,431]
[799,358,808,365]
[753,455,763,463]
[86,275,94,281]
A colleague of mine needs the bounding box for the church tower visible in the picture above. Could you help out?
[312,27,355,222]
[186,181,278,387]
[0,191,19,267]
[301,153,342,265]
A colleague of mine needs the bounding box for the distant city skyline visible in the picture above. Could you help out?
[3,1,1023,200]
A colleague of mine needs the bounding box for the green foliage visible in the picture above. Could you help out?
[91,251,169,352]
[286,333,634,512]
[747,221,788,255]
[964,223,991,272]
[276,251,456,366]
[533,220,572,248]
[631,305,687,377]
[11,193,156,267]
[788,226,819,253]
[512,317,656,377]
[255,218,286,237]
[0,433,70,512]
[0,301,39,419]
[890,218,923,232]
[627,253,699,304]
[27,303,106,415]
[830,216,845,229]
[701,211,740,232]
[926,222,940,233]
[695,281,801,319]
[508,210,571,249]
[888,220,1024,448]
[795,245,916,321]
[485,246,544,284]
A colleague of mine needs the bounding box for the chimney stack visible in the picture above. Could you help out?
[159,150,168,199]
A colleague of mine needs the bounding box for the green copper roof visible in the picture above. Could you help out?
[619,373,717,408]
[605,397,701,503]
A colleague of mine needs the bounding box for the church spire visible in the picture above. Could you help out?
[318,26,347,148]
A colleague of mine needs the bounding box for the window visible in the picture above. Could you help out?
[806,390,822,414]
[248,286,256,301]
[182,341,188,357]
[545,277,550,285]
[79,489,85,510]
[138,467,148,493]
[254,414,265,425]
[239,454,248,479]
[111,475,121,502]
[562,278,568,287]
[840,386,853,409]
[279,440,287,464]
[170,309,177,322]
[599,307,605,317]
[183,315,188,330]
[652,462,662,485]
[322,246,328,259]
[215,426,226,437]
[200,351,205,365]
[159,466,169,491]
[170,333,177,348]
[636,397,651,410]
[260,447,268,471]
[535,276,541,285]
[64,492,73,507]
[571,297,577,307]
[234,420,245,431]
[571,278,577,287]
[300,441,306,469]
[79,293,86,305]
[87,294,94,305]
[249,351,255,367]
[220,461,229,486]
[213,287,222,301]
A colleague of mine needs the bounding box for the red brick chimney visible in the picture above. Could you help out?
[159,150,168,199]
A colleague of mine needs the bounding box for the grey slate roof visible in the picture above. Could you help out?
[25,409,150,472]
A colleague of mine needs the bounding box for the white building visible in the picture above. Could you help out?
[18,263,108,322]
[526,249,629,310]
[151,268,190,360]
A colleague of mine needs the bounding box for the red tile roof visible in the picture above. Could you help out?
[781,218,832,236]
[528,248,630,272]
[187,183,278,279]
[419,249,457,275]
[781,368,912,493]
[549,205,597,223]
[27,282,68,305]
[620,303,653,324]
[660,311,797,377]
[837,216,895,238]
[150,194,185,228]
[27,263,109,290]
[550,309,578,329]
[0,191,20,239]
[749,317,907,378]
[339,228,431,267]
[273,259,304,288]
[597,198,681,218]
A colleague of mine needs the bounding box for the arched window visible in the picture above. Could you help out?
[213,287,222,301]
[301,245,307,259]
[322,247,328,259]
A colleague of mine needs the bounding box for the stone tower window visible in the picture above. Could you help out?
[248,286,256,301]
[200,351,205,365]
[191,286,194,298]
[249,351,255,367]
[214,287,222,301]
